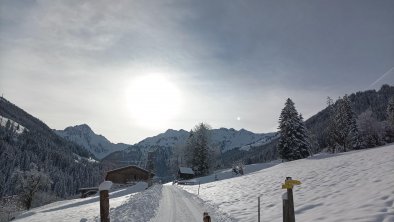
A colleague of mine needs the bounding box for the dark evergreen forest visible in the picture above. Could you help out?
[306,84,394,149]
[0,97,103,203]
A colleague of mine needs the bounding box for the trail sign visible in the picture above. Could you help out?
[282,183,293,189]
[281,179,301,189]
[282,177,300,222]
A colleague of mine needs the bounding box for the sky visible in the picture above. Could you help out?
[0,0,393,144]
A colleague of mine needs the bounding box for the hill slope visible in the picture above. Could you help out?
[223,85,394,166]
[306,84,394,148]
[180,144,394,221]
[0,97,102,201]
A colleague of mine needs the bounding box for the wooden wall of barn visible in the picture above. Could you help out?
[105,167,151,184]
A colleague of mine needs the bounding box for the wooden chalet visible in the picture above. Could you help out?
[78,187,98,198]
[105,165,155,184]
[178,167,195,180]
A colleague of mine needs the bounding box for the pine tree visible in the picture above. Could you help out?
[326,97,337,153]
[387,97,394,127]
[184,130,195,166]
[348,109,363,150]
[358,109,384,148]
[277,98,310,161]
[297,114,311,157]
[385,97,394,142]
[332,95,361,152]
[185,123,212,176]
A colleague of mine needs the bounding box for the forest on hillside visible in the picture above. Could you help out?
[0,97,103,210]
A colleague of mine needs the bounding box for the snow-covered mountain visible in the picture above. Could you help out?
[136,128,277,153]
[57,124,277,174]
[210,128,277,152]
[136,129,190,151]
[101,128,278,178]
[55,124,130,159]
[0,115,28,134]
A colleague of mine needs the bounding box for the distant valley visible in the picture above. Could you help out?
[56,124,278,179]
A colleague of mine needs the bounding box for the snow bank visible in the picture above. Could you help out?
[180,145,394,222]
[183,160,281,185]
[14,182,149,222]
[103,185,162,222]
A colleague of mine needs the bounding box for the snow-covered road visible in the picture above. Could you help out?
[151,185,235,222]
[151,185,204,222]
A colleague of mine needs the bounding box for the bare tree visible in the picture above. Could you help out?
[358,109,385,148]
[12,163,52,209]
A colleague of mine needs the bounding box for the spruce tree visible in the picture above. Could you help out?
[333,97,349,151]
[387,97,394,127]
[277,98,310,161]
[185,123,212,176]
[348,109,362,150]
[332,95,361,152]
[184,130,195,166]
[385,97,394,142]
[297,114,311,158]
[326,97,337,153]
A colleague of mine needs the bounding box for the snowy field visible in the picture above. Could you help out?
[14,182,150,222]
[12,145,394,222]
[180,144,394,222]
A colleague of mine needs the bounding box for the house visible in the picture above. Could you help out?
[105,165,154,184]
[178,167,195,180]
[78,187,98,198]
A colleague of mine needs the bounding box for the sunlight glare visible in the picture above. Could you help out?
[125,74,182,129]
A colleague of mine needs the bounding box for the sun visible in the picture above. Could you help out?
[125,74,182,129]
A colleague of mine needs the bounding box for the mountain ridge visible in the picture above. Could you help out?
[57,122,278,160]
[55,124,130,159]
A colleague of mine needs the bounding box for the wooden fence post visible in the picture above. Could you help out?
[99,181,113,222]
[198,181,201,195]
[283,192,289,222]
[287,182,295,222]
[258,196,261,222]
[203,212,211,222]
[281,177,301,222]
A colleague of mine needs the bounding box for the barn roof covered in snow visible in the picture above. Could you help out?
[179,167,194,175]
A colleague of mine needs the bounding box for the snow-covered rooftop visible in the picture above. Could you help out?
[179,167,194,175]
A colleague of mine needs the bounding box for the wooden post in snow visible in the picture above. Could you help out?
[198,181,201,195]
[282,192,289,222]
[99,181,113,222]
[281,177,301,222]
[258,196,261,222]
[287,182,295,222]
[203,212,211,222]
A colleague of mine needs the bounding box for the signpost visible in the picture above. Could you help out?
[258,196,261,222]
[282,177,301,222]
[99,181,113,222]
